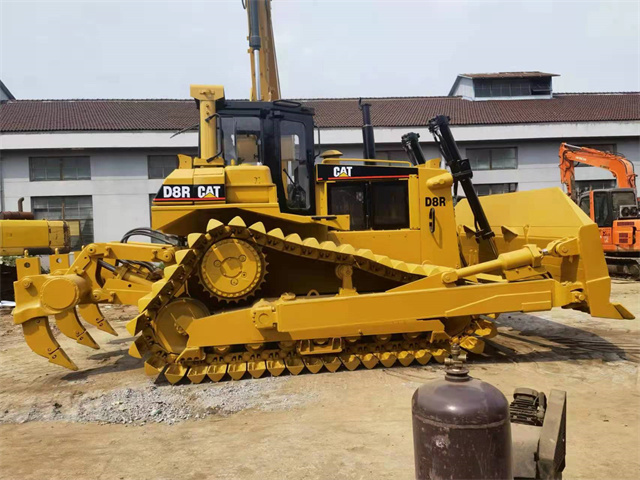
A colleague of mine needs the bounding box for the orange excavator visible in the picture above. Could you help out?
[559,143,640,278]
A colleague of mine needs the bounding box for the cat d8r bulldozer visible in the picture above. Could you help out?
[11,0,633,383]
[11,99,633,383]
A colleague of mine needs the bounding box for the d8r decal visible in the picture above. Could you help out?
[154,184,225,201]
[425,197,446,207]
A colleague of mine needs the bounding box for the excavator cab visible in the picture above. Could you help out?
[579,188,639,227]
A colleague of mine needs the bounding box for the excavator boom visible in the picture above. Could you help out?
[559,143,638,200]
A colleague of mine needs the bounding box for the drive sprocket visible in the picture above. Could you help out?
[197,238,267,301]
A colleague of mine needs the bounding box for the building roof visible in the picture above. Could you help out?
[0,80,16,101]
[0,93,638,133]
[459,71,559,79]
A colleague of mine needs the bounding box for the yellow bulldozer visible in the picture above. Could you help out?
[1,198,70,300]
[11,0,633,383]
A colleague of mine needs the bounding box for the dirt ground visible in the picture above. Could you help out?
[0,281,639,480]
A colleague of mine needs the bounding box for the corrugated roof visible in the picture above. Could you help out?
[0,93,638,133]
[460,71,559,79]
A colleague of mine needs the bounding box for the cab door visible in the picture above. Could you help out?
[592,191,614,248]
[272,112,315,215]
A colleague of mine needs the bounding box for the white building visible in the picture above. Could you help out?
[0,72,638,247]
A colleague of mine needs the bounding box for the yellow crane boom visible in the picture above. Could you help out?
[246,0,280,101]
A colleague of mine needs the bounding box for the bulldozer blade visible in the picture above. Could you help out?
[266,358,286,376]
[206,363,227,382]
[22,317,78,370]
[187,365,208,384]
[456,188,634,319]
[77,304,118,336]
[323,355,341,372]
[303,356,323,374]
[54,309,99,349]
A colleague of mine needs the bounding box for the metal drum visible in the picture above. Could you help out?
[412,345,512,480]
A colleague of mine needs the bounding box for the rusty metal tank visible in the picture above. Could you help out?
[412,345,513,480]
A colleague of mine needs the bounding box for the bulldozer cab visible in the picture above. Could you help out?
[213,99,418,232]
[216,100,316,215]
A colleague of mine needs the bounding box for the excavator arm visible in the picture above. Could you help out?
[559,143,638,200]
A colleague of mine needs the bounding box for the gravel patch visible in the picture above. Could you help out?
[0,376,316,425]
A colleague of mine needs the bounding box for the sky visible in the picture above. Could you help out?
[1,0,639,100]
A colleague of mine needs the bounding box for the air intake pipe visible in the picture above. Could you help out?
[359,99,376,160]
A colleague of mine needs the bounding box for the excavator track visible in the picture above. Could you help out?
[128,216,497,384]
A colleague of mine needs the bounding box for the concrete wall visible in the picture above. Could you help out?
[0,148,192,241]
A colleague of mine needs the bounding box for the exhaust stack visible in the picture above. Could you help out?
[359,99,376,160]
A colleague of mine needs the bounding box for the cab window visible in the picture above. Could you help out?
[220,117,262,165]
[593,191,612,227]
[579,196,590,217]
[280,120,310,210]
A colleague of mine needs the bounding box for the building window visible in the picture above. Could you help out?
[32,196,94,250]
[475,183,518,196]
[29,156,91,181]
[467,147,517,170]
[148,155,178,179]
[474,78,551,98]
[575,179,617,193]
